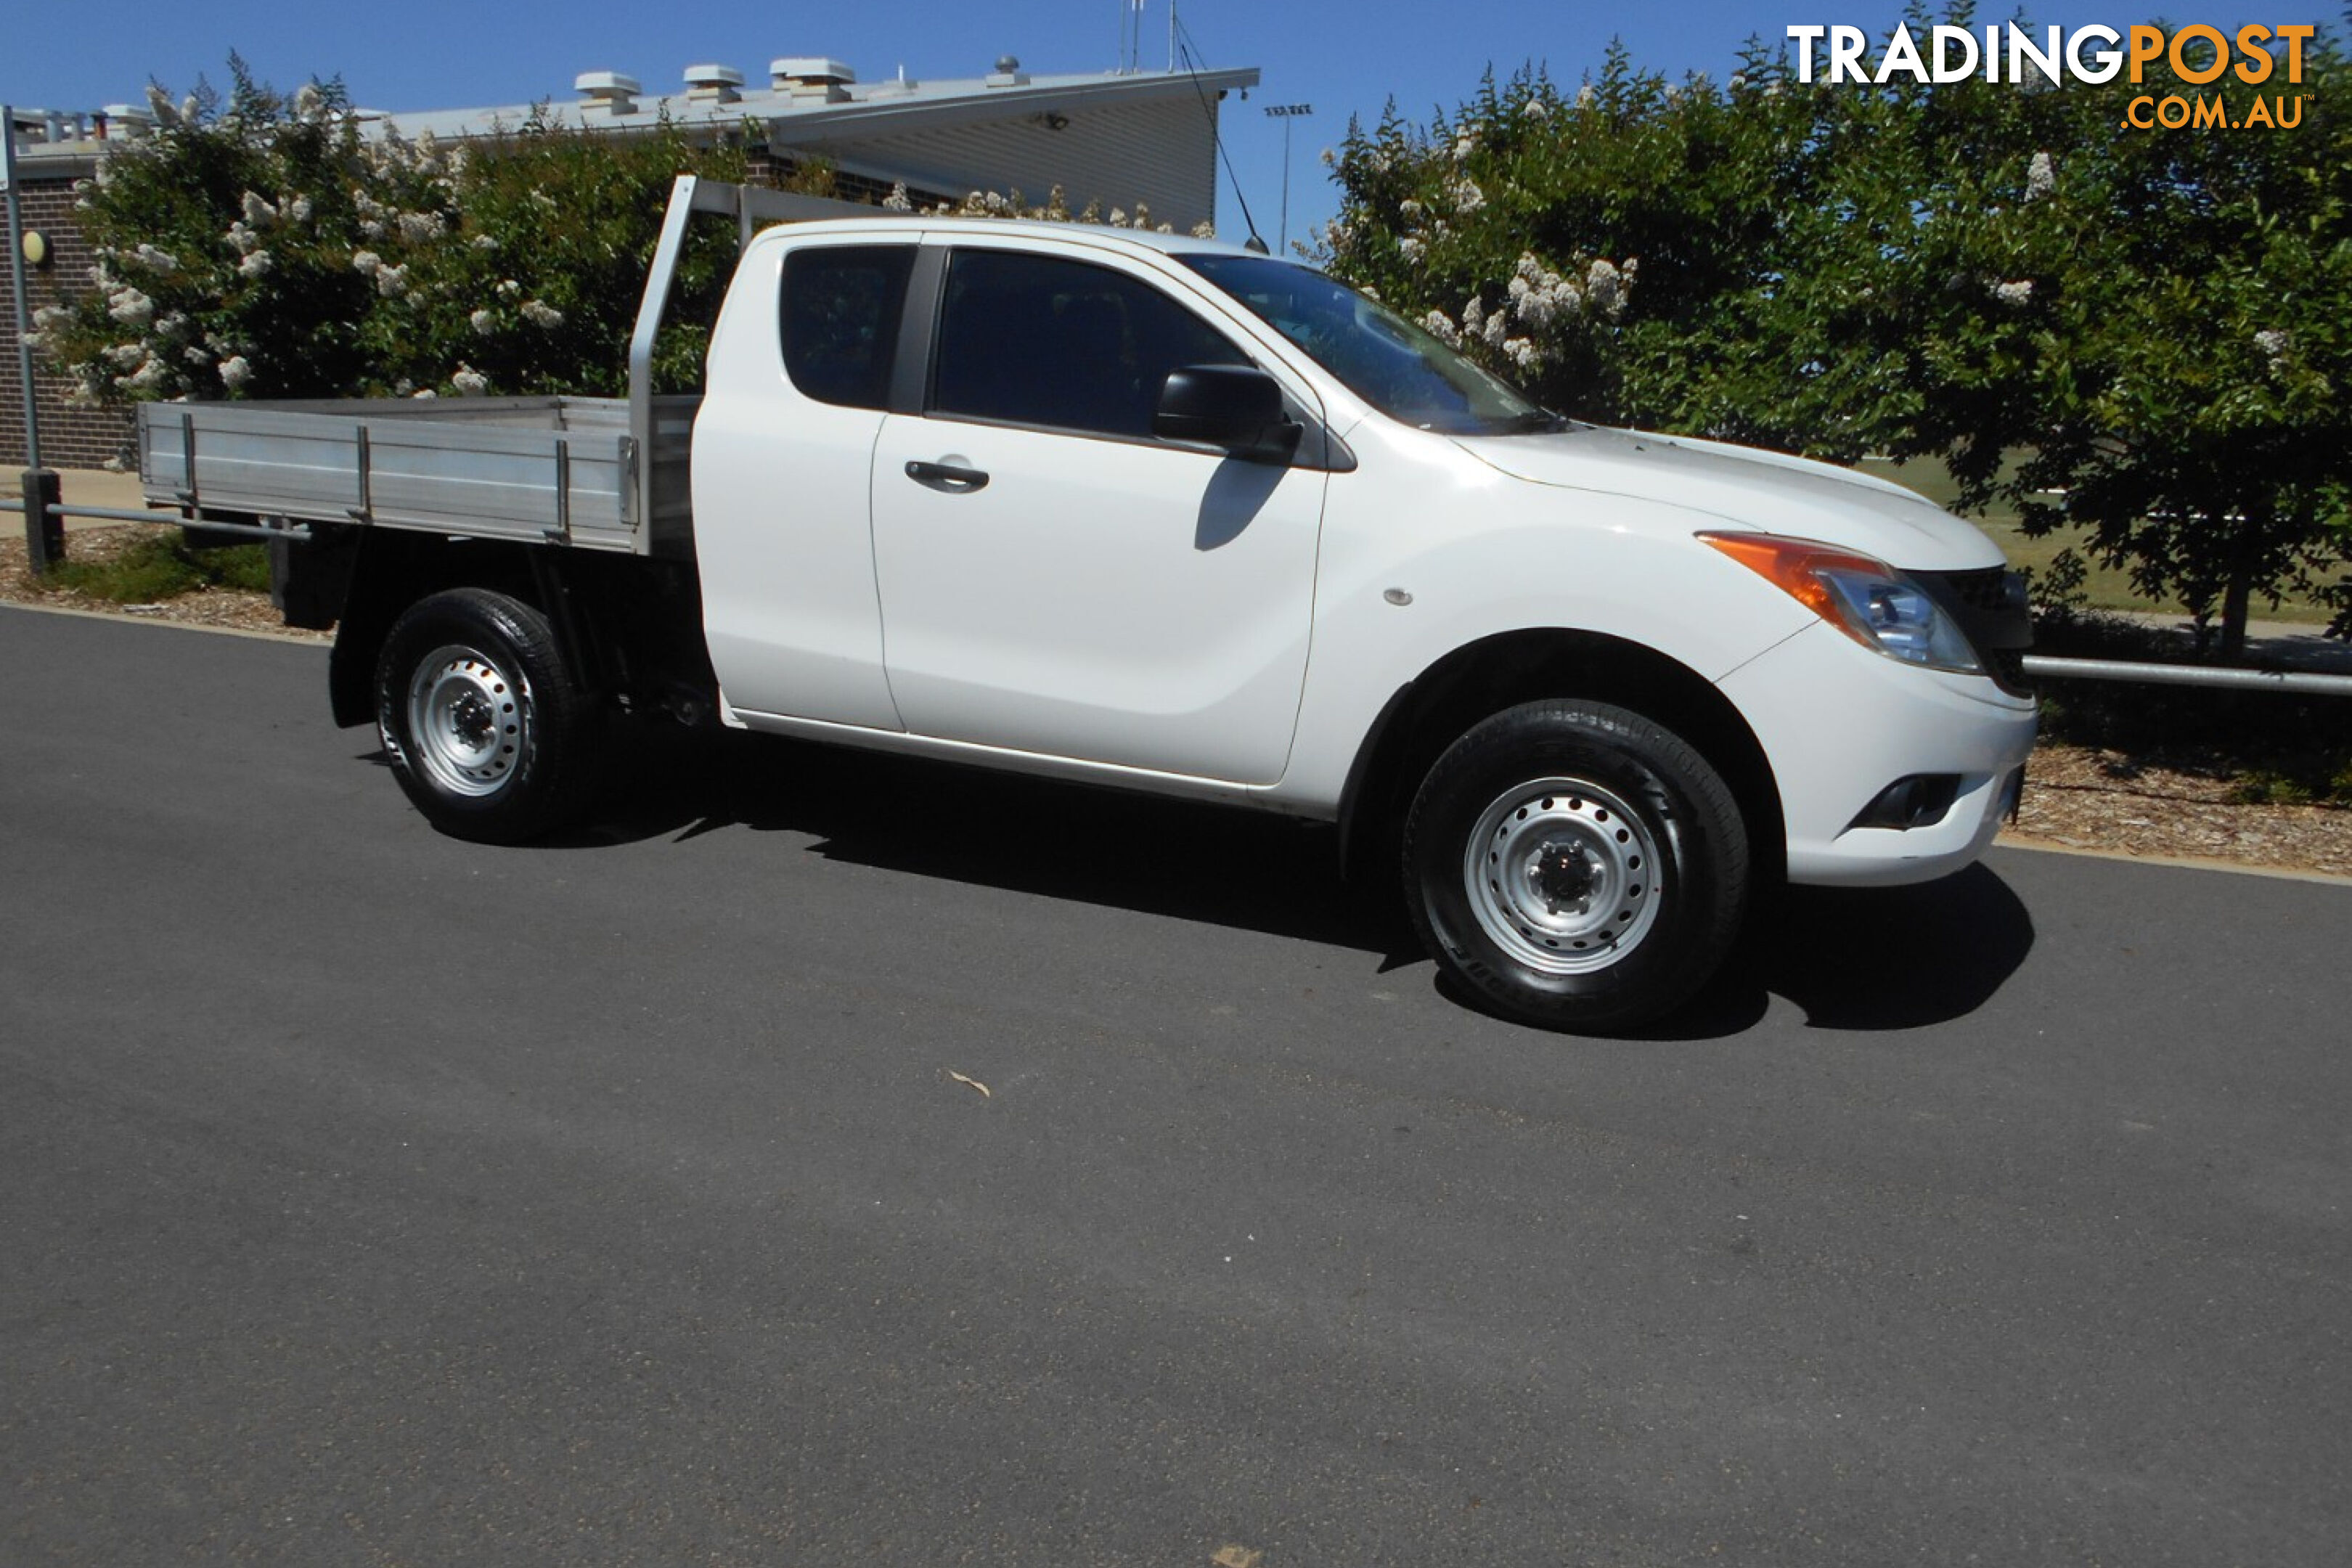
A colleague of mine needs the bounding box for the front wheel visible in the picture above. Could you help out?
[1404,700,1749,1032]
[375,587,601,843]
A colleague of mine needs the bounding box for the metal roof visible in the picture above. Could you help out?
[364,65,1259,149]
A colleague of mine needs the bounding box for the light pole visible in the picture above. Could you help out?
[1262,103,1312,254]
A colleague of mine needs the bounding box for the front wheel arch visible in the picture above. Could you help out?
[1339,629,1784,892]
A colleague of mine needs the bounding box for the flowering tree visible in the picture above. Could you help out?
[1320,16,2352,654]
[35,58,750,413]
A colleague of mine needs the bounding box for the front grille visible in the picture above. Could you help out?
[1911,567,2035,697]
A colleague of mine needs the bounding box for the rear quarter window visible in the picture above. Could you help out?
[780,246,916,409]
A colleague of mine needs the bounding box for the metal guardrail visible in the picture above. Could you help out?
[12,478,2351,693]
[3,495,312,544]
[2020,653,2352,697]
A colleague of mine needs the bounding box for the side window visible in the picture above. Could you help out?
[781,245,915,409]
[931,249,1249,438]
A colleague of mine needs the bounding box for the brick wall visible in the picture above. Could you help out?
[2,168,138,470]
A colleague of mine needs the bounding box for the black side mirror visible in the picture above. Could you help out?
[1154,365,1302,463]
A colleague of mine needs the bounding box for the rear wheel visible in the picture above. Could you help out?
[375,587,601,843]
[1405,700,1749,1032]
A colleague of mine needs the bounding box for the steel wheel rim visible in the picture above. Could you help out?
[1462,776,1662,974]
[406,643,527,799]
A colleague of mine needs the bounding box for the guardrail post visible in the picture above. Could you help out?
[21,467,61,573]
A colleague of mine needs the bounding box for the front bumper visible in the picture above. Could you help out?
[1718,623,2039,888]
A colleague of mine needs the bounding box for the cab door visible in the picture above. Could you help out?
[869,242,1326,784]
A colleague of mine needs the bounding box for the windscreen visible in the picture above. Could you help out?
[1181,255,1556,436]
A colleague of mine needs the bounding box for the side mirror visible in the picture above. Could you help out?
[1153,365,1302,463]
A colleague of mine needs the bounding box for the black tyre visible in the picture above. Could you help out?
[375,587,602,843]
[1404,700,1749,1032]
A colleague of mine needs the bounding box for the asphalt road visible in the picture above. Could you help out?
[4,604,2347,1566]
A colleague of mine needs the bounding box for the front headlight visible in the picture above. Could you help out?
[1699,532,1983,675]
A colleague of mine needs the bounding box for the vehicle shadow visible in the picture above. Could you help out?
[1638,863,2036,1039]
[513,725,2037,1037]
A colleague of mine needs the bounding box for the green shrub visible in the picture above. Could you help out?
[48,531,271,603]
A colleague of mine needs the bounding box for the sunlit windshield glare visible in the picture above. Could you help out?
[1180,255,1553,434]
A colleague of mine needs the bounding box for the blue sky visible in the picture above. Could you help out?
[4,2,2309,248]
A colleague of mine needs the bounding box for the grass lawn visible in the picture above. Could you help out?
[1855,455,2336,626]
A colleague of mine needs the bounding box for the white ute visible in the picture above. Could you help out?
[141,179,2037,1031]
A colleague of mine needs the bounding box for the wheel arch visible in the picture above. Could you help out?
[1336,628,1785,887]
[327,534,712,730]
[330,534,542,728]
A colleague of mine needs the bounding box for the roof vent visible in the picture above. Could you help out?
[682,65,744,104]
[771,57,855,103]
[987,54,1030,88]
[574,71,642,116]
[101,104,155,141]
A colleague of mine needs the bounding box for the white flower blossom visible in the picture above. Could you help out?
[1452,131,1477,163]
[1507,253,1585,330]
[237,250,274,279]
[241,191,277,229]
[219,355,253,391]
[883,181,913,212]
[145,83,181,126]
[116,355,169,393]
[1449,177,1485,216]
[1398,236,1426,263]
[226,219,261,255]
[450,365,489,396]
[1462,295,1486,340]
[183,345,213,366]
[1319,147,1335,167]
[107,286,155,327]
[374,263,411,298]
[470,234,498,252]
[1576,85,1596,108]
[1524,97,1551,120]
[519,299,564,329]
[410,388,437,399]
[1108,207,1128,228]
[293,83,325,122]
[106,342,147,369]
[1993,279,2034,306]
[496,279,522,298]
[396,211,446,243]
[181,94,200,123]
[2253,328,2289,362]
[129,243,181,274]
[1421,309,1461,346]
[2025,151,2056,201]
[470,308,497,335]
[1482,307,1510,348]
[1506,338,1540,372]
[287,195,314,224]
[1399,198,1424,219]
[1190,219,1217,240]
[351,250,383,276]
[1586,258,1625,318]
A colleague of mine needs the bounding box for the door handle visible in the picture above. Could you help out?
[905,460,989,494]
